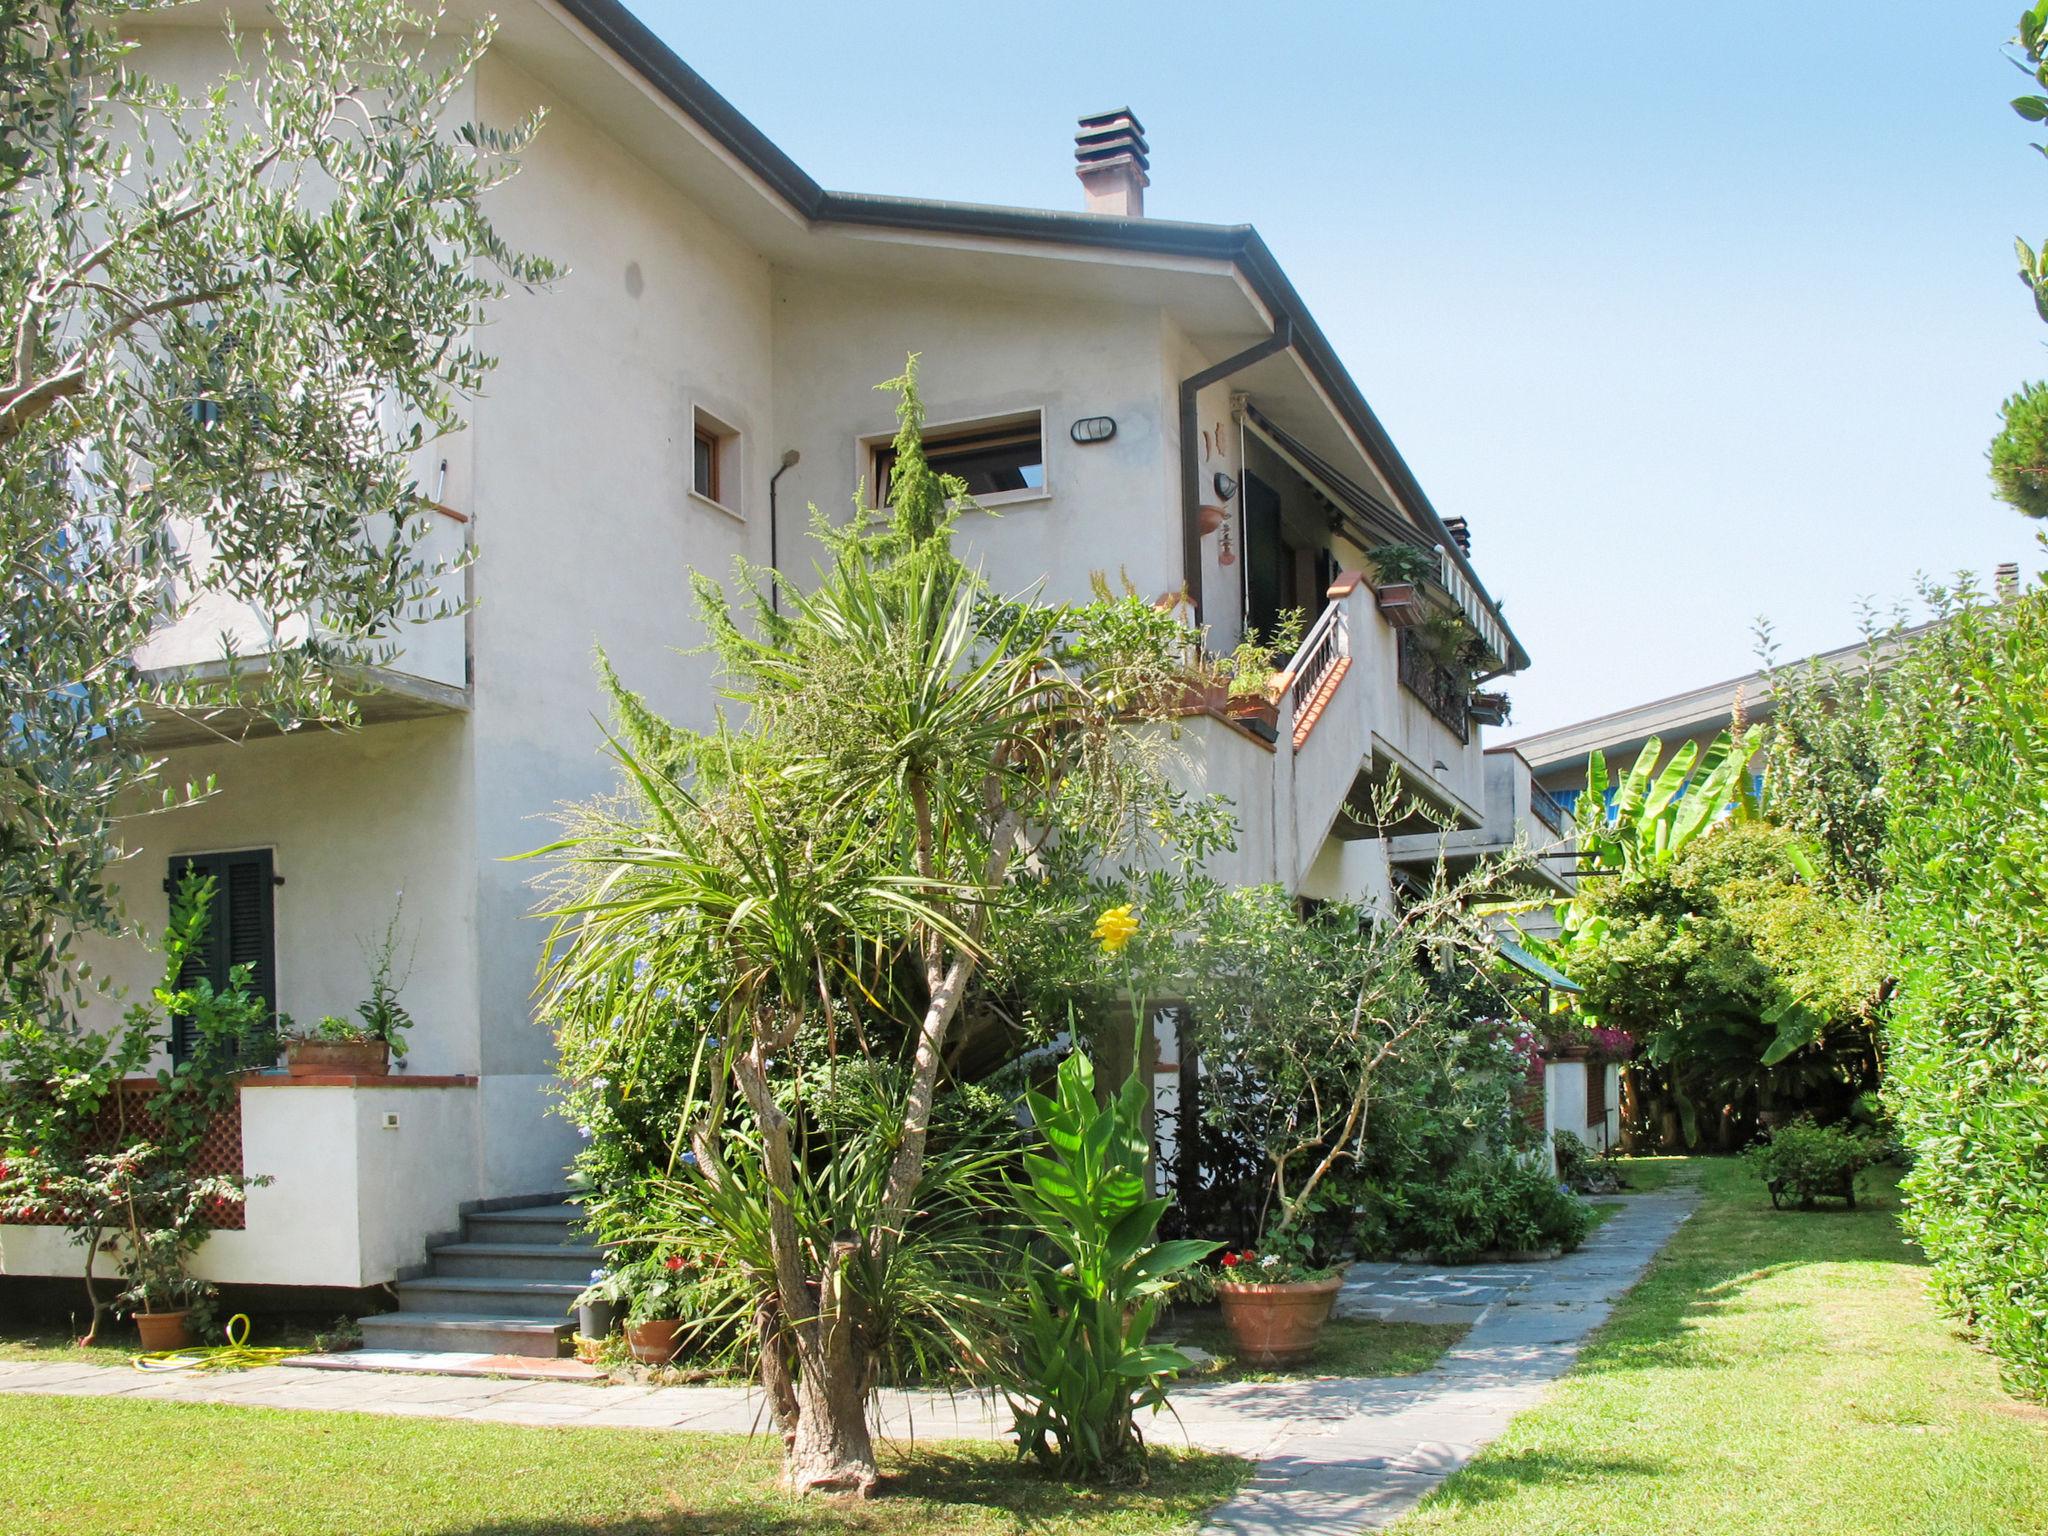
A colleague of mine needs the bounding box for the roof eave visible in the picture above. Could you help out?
[549,0,1527,669]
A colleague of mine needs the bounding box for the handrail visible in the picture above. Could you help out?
[1530,780,1570,836]
[1277,587,1353,750]
[1278,598,1346,700]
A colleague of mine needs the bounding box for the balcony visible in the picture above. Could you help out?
[1385,747,1578,895]
[133,505,471,748]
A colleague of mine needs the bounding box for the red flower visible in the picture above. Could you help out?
[1220,1252,1240,1268]
[664,1254,685,1271]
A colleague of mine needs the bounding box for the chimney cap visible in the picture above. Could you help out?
[1074,108,1150,172]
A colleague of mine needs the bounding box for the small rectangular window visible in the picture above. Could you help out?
[873,413,1044,504]
[691,407,740,516]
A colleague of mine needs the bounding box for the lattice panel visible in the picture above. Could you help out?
[1,1080,247,1231]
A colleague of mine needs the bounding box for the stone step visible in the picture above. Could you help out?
[463,1203,584,1247]
[357,1310,573,1359]
[428,1241,608,1284]
[395,1275,584,1320]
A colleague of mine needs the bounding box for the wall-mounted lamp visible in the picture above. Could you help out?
[1070,416,1117,444]
[1212,470,1239,502]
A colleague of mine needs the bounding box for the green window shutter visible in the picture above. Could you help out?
[166,849,276,1066]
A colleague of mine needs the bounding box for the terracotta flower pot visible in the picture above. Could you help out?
[133,1309,196,1352]
[1216,1277,1343,1366]
[625,1318,682,1365]
[1224,692,1280,729]
[1376,583,1426,628]
[287,1037,390,1077]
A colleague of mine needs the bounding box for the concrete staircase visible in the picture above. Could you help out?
[358,1199,598,1358]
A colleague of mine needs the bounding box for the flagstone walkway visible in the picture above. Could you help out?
[0,1185,1695,1536]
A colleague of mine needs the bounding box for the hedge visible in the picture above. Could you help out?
[1882,587,2048,1398]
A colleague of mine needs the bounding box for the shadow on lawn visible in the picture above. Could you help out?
[1569,1163,1924,1380]
[1418,1448,1670,1513]
[425,1449,1245,1536]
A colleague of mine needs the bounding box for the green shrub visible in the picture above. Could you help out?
[1002,1046,1214,1482]
[1882,585,2048,1397]
[1353,1154,1592,1262]
[1742,1118,1877,1207]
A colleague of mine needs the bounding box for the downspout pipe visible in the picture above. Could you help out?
[1178,318,1292,624]
[768,448,800,613]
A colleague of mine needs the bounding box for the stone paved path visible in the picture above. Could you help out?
[0,1187,1694,1535]
[1203,1185,1699,1534]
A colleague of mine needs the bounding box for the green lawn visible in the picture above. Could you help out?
[0,1395,1246,1535]
[1167,1313,1463,1384]
[1603,1154,1695,1194]
[1394,1157,2048,1536]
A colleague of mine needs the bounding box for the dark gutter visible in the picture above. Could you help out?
[549,0,825,214]
[548,0,1528,670]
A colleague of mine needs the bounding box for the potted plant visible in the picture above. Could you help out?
[286,1014,393,1076]
[1367,543,1437,628]
[285,898,415,1076]
[573,1265,628,1363]
[114,1153,250,1353]
[620,1254,697,1365]
[124,1260,211,1352]
[1211,1228,1344,1366]
[1218,610,1306,729]
[1467,689,1511,726]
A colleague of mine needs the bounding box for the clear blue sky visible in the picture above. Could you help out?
[637,0,2043,732]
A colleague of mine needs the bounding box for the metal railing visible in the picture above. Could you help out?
[1397,630,1470,744]
[1530,779,1570,835]
[1280,596,1350,746]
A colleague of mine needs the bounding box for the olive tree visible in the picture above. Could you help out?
[1,0,555,1030]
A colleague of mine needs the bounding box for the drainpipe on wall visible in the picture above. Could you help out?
[768,448,800,613]
[1178,319,1292,624]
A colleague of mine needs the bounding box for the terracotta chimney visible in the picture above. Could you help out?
[1996,560,2020,600]
[1442,516,1472,555]
[1075,108,1149,218]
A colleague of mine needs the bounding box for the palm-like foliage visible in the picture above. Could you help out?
[532,363,1204,1495]
[534,742,974,1081]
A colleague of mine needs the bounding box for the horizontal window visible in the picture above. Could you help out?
[873,413,1045,503]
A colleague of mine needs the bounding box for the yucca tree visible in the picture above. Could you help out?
[536,361,1200,1495]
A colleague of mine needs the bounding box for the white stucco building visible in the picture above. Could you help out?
[3,0,1572,1334]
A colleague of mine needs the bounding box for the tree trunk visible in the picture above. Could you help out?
[732,1036,880,1496]
[785,1334,879,1497]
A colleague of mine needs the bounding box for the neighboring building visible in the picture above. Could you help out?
[1510,621,1936,819]
[2,0,1567,1336]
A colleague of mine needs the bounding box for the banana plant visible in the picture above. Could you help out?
[1002,1044,1216,1481]
[1523,725,1765,970]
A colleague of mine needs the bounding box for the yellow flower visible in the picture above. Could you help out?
[1092,904,1139,955]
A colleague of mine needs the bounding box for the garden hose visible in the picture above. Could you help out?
[131,1313,304,1373]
